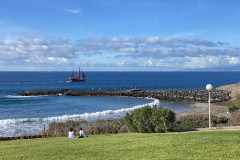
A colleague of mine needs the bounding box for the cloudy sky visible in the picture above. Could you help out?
[0,0,240,71]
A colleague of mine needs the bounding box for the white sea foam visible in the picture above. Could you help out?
[0,98,159,126]
[5,95,48,98]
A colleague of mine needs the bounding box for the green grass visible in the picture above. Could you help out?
[1,130,240,160]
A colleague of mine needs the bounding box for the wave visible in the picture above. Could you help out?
[5,94,62,98]
[6,95,45,98]
[0,98,159,125]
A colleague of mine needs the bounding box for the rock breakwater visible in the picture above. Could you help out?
[15,89,231,103]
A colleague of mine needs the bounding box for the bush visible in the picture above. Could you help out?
[211,116,228,126]
[173,114,229,130]
[87,119,128,134]
[228,110,240,125]
[228,105,239,113]
[47,120,78,137]
[125,105,175,133]
[47,119,128,137]
[234,93,240,107]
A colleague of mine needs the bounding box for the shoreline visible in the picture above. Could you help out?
[0,97,159,125]
[0,101,233,141]
[14,88,232,119]
[0,100,232,140]
[4,82,240,139]
[0,96,159,138]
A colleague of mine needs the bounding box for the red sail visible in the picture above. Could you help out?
[82,71,86,79]
[77,68,80,79]
[71,70,74,78]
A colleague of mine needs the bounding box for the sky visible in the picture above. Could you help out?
[0,0,240,71]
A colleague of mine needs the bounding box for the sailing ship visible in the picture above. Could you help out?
[69,68,86,82]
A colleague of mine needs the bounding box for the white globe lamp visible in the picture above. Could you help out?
[206,84,213,91]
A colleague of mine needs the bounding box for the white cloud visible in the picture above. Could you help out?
[74,36,240,70]
[77,36,224,58]
[0,38,76,66]
[118,47,136,53]
[142,48,158,53]
[65,9,82,14]
[183,56,216,69]
[117,61,128,66]
[227,57,239,64]
[140,59,175,68]
[183,56,240,69]
[145,36,161,43]
[141,60,153,66]
[111,37,122,42]
[47,57,69,64]
[2,36,240,71]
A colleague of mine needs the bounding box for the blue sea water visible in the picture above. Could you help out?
[0,71,240,137]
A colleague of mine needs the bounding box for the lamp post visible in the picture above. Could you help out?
[206,84,213,129]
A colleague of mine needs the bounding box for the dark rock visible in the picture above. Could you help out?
[14,89,231,103]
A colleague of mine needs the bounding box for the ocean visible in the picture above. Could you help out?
[0,71,240,137]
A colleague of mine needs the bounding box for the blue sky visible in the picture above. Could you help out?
[0,0,240,71]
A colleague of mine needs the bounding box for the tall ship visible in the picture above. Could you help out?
[69,68,86,82]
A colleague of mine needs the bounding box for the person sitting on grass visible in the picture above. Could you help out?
[68,128,75,139]
[78,128,87,138]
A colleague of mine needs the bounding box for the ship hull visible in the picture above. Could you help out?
[69,78,86,82]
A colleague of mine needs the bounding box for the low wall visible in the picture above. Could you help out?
[15,89,231,103]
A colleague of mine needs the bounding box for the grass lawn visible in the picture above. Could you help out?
[0,130,240,160]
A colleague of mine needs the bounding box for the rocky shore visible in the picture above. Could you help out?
[15,88,231,103]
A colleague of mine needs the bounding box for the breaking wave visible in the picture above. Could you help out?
[0,98,159,125]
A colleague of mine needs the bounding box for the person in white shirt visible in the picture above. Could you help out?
[68,128,75,139]
[78,128,87,138]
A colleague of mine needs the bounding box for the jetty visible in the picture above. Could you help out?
[14,89,231,103]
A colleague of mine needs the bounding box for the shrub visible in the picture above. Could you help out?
[47,121,72,137]
[229,93,240,113]
[212,115,228,124]
[173,114,209,130]
[228,110,240,125]
[125,105,175,133]
[234,93,240,107]
[47,119,128,137]
[87,119,128,134]
[173,114,229,130]
[228,105,239,113]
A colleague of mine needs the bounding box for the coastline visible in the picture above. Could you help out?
[14,87,233,120]
[13,86,235,121]
[0,96,158,137]
[4,82,239,138]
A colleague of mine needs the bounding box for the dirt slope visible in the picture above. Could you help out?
[216,82,240,100]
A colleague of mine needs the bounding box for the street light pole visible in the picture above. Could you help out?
[208,91,211,129]
[206,84,213,130]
